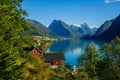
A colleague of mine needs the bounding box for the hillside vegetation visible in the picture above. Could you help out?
[25,19,59,38]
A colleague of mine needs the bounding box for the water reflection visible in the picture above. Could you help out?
[47,39,106,67]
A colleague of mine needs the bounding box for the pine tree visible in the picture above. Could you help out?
[78,45,100,79]
[0,0,29,79]
[101,37,120,80]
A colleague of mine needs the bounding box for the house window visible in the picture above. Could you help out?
[34,49,38,53]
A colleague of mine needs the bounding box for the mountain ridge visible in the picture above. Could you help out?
[48,20,97,38]
[92,15,120,41]
[25,19,59,38]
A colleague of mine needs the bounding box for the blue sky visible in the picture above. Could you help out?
[22,0,120,28]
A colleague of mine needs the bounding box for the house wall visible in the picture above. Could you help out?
[31,48,41,59]
[44,61,60,66]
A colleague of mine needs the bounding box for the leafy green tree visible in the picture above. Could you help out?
[22,55,55,80]
[78,44,100,79]
[100,37,120,80]
[0,0,30,79]
[93,37,120,80]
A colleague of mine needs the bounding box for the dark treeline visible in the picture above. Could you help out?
[78,37,120,80]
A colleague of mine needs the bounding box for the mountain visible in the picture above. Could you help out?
[93,15,120,40]
[91,27,98,35]
[71,23,97,36]
[69,25,83,37]
[48,20,97,38]
[81,23,91,35]
[25,19,58,38]
[94,19,114,37]
[48,20,81,38]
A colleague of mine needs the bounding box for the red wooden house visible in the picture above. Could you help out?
[31,46,43,60]
[31,46,65,66]
[43,52,65,66]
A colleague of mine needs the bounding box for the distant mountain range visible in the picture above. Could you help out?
[48,20,97,38]
[25,14,120,41]
[92,15,120,41]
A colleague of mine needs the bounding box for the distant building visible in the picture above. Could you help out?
[31,46,65,66]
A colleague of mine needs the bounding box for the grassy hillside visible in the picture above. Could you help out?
[26,19,59,38]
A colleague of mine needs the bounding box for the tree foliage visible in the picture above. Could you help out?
[78,37,120,80]
[100,37,120,80]
[0,0,30,79]
[78,45,100,79]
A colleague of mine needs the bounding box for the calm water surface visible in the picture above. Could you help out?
[46,39,106,67]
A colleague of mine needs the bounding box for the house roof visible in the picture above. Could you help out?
[43,52,65,61]
[35,46,42,52]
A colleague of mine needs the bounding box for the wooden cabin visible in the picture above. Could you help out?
[43,53,65,66]
[31,46,43,59]
[31,46,65,66]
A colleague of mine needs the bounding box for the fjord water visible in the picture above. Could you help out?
[47,39,106,67]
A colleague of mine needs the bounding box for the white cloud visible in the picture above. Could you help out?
[105,0,111,3]
[105,0,120,3]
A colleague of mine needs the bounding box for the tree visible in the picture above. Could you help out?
[0,0,29,79]
[100,37,120,80]
[94,37,120,80]
[78,44,100,79]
